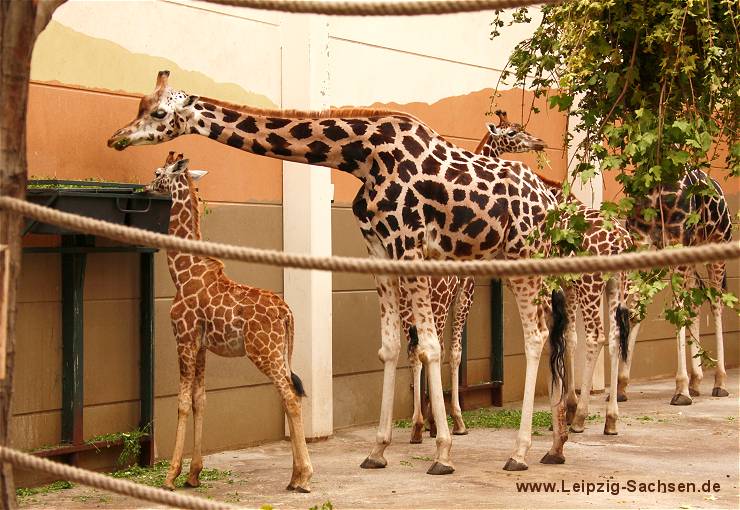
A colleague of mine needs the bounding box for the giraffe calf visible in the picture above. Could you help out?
[146,152,312,492]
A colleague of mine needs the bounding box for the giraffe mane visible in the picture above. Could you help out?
[183,169,225,272]
[197,96,426,123]
[473,131,492,154]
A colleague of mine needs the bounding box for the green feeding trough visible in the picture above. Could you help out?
[23,179,172,468]
[25,180,171,236]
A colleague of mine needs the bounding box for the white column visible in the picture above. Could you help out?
[568,97,606,393]
[281,15,334,438]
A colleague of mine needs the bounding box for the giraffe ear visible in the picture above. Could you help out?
[184,95,199,107]
[486,123,499,136]
[189,170,208,181]
[172,158,190,173]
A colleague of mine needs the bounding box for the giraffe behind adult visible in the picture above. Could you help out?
[109,71,571,473]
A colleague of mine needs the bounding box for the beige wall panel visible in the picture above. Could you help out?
[333,369,413,430]
[327,9,540,72]
[83,401,139,441]
[465,284,492,360]
[10,410,61,451]
[26,84,283,204]
[502,354,549,403]
[331,208,375,291]
[466,358,491,386]
[45,2,281,103]
[333,291,384,376]
[154,385,285,459]
[84,300,139,405]
[18,253,59,304]
[83,253,139,300]
[14,302,62,415]
[502,289,526,357]
[154,251,177,299]
[619,338,676,382]
[201,203,284,293]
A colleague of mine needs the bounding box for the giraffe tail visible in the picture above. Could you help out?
[284,311,307,398]
[548,289,568,398]
[616,304,630,362]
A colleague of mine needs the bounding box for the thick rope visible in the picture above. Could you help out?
[0,446,237,510]
[4,196,738,277]
[202,0,556,16]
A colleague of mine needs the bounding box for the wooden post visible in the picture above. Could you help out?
[0,1,65,507]
[0,245,8,381]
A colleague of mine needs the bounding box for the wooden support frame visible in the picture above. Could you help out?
[0,245,8,380]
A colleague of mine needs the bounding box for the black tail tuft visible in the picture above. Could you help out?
[290,372,307,398]
[616,304,630,362]
[722,273,727,291]
[548,289,568,397]
[407,325,419,356]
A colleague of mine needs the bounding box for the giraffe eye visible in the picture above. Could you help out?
[507,130,517,137]
[151,109,167,119]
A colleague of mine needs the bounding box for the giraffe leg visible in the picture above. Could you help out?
[563,289,579,425]
[708,262,728,397]
[671,267,693,405]
[604,279,623,435]
[280,379,313,492]
[410,353,425,444]
[164,339,198,490]
[615,320,640,402]
[406,275,454,475]
[361,275,401,469]
[450,277,474,435]
[504,277,548,470]
[570,289,604,433]
[687,314,702,397]
[185,347,207,488]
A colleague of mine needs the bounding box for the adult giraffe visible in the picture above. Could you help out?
[621,170,733,405]
[108,70,569,473]
[403,119,548,443]
[484,111,632,434]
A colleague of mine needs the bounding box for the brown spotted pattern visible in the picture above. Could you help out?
[146,152,312,492]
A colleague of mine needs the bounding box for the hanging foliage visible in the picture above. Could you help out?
[490,1,740,349]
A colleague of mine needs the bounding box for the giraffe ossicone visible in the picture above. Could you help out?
[110,70,571,474]
[146,151,313,492]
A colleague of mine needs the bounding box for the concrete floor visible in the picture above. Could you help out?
[22,369,740,509]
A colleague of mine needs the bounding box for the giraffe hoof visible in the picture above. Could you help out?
[540,453,565,465]
[426,461,454,475]
[670,394,692,406]
[162,483,176,491]
[569,424,585,433]
[410,423,424,444]
[453,429,468,436]
[689,387,700,397]
[606,393,628,402]
[712,387,729,397]
[503,458,528,471]
[360,456,387,469]
[286,483,311,493]
[184,479,200,488]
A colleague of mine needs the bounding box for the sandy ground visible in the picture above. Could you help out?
[20,369,740,509]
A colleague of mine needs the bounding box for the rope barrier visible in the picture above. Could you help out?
[0,446,238,510]
[3,196,738,277]
[201,0,557,16]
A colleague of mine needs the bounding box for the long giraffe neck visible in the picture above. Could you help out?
[166,176,218,286]
[186,98,417,180]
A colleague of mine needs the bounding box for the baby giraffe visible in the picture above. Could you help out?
[146,152,312,492]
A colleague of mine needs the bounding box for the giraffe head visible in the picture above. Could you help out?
[107,71,200,150]
[483,110,546,155]
[145,151,207,194]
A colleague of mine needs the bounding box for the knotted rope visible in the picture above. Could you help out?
[202,0,556,16]
[0,446,238,510]
[3,196,738,277]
